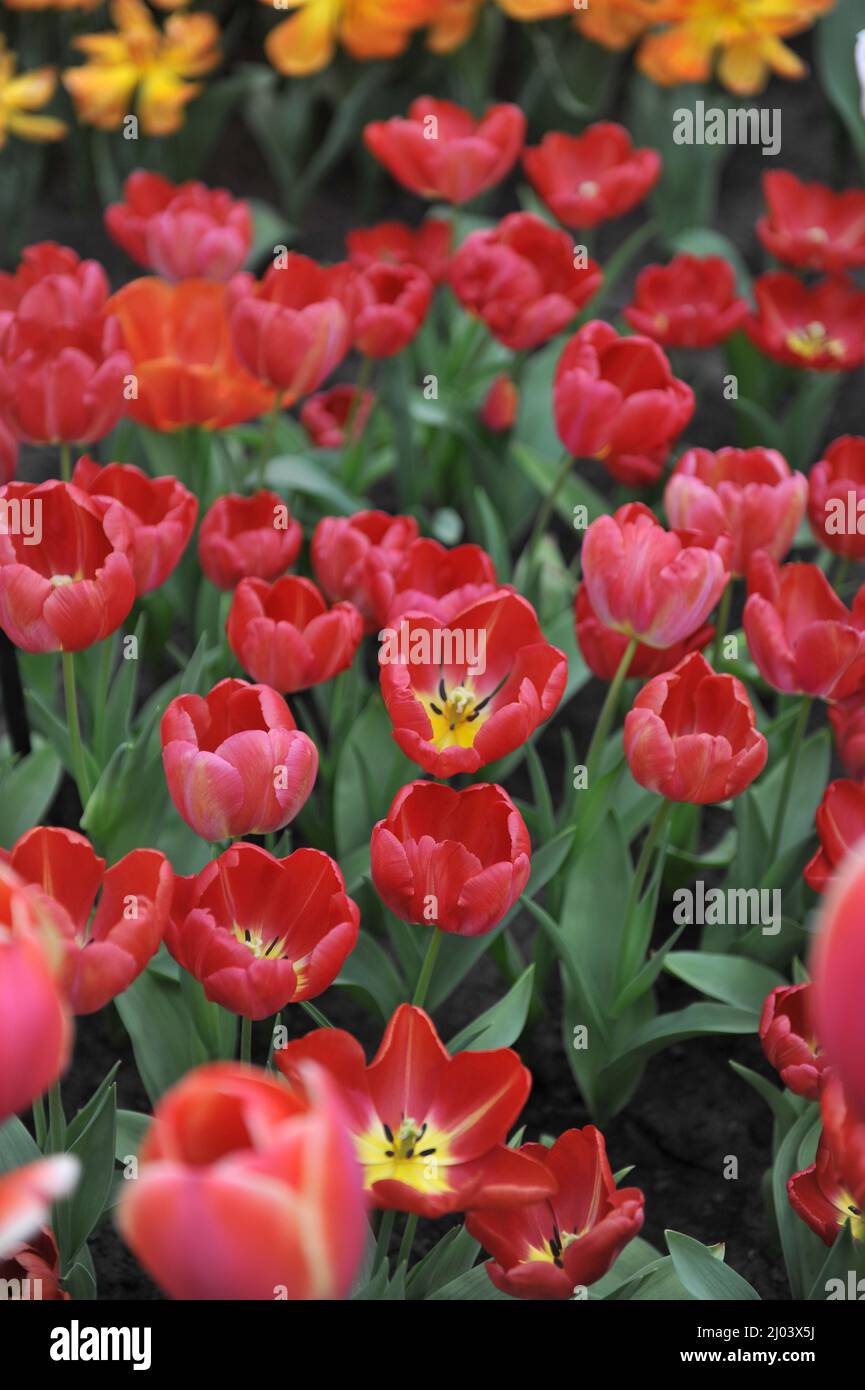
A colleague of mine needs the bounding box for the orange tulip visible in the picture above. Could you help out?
[109,278,276,432]
[0,39,67,149]
[260,0,440,76]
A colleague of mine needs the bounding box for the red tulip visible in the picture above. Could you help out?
[581,503,727,650]
[467,1127,645,1300]
[0,1226,68,1300]
[311,509,419,633]
[482,374,518,432]
[0,921,71,1123]
[758,171,865,275]
[624,651,768,804]
[624,254,749,348]
[821,1075,865,1206]
[364,98,525,204]
[347,261,432,358]
[371,537,499,626]
[0,480,135,652]
[759,983,827,1101]
[788,1129,865,1246]
[5,826,173,1016]
[275,1003,555,1217]
[804,780,865,893]
[808,436,865,560]
[745,273,865,371]
[664,446,807,577]
[110,279,277,432]
[0,242,87,324]
[370,782,530,937]
[70,455,197,596]
[447,212,602,351]
[229,254,352,399]
[744,553,865,700]
[105,170,253,281]
[812,851,865,1119]
[523,123,660,230]
[227,576,363,694]
[117,1062,367,1300]
[300,385,374,450]
[575,583,713,683]
[198,490,302,592]
[829,704,865,780]
[0,415,16,485]
[160,678,318,842]
[346,218,452,284]
[0,1156,80,1262]
[379,590,567,778]
[554,321,694,486]
[166,842,358,1019]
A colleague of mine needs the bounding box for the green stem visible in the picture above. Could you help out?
[712,580,733,669]
[342,356,376,490]
[240,1015,252,1065]
[522,450,572,574]
[257,396,283,490]
[33,1096,47,1150]
[396,1213,419,1270]
[373,1209,395,1273]
[299,999,333,1029]
[617,799,672,987]
[47,1079,65,1152]
[59,442,71,483]
[61,650,92,807]
[583,636,639,792]
[412,928,443,1009]
[769,697,812,862]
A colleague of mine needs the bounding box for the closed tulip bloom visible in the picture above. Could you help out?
[624,254,749,348]
[448,213,602,351]
[0,1158,79,1263]
[370,782,530,937]
[524,123,660,230]
[554,321,694,487]
[759,983,827,1101]
[804,780,865,893]
[71,455,197,596]
[829,704,865,780]
[808,436,865,560]
[758,171,865,275]
[624,652,768,804]
[820,1075,865,1207]
[312,509,419,632]
[166,842,358,1019]
[0,925,71,1123]
[812,851,865,1119]
[581,503,727,649]
[0,480,135,652]
[161,678,318,842]
[227,576,363,694]
[229,256,351,397]
[788,1129,865,1246]
[664,447,807,577]
[118,1062,367,1300]
[380,590,567,778]
[744,553,865,700]
[0,242,85,319]
[0,1226,68,1300]
[467,1127,645,1300]
[371,537,500,626]
[364,97,525,204]
[5,826,173,1015]
[275,1003,555,1217]
[198,490,302,592]
[745,273,865,372]
[575,583,713,682]
[346,218,452,284]
[482,374,519,432]
[300,385,374,449]
[110,278,276,431]
[348,261,432,358]
[105,170,252,281]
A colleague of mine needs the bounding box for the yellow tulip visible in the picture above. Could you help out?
[0,39,67,149]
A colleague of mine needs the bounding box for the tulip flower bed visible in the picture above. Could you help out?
[3,0,865,1320]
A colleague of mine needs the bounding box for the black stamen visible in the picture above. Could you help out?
[244,929,251,944]
[439,678,447,702]
[383,1123,394,1144]
[430,702,442,715]
[385,1149,394,1157]
[419,1147,436,1157]
[406,1148,415,1159]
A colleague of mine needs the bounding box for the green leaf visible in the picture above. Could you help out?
[666,1230,760,1301]
[448,965,535,1052]
[407,1225,480,1300]
[336,931,406,1022]
[64,1083,117,1258]
[664,952,783,1014]
[0,1115,41,1175]
[0,739,62,848]
[816,0,865,175]
[426,1264,514,1300]
[116,965,209,1104]
[265,455,364,514]
[512,442,607,529]
[729,1061,797,1132]
[115,1111,151,1165]
[604,1002,757,1073]
[772,1108,826,1299]
[807,1220,865,1300]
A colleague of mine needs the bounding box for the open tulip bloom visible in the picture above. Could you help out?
[7,9,865,1315]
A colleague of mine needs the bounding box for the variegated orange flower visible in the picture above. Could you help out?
[0,40,67,148]
[260,0,440,76]
[637,0,837,95]
[573,0,659,51]
[62,0,220,136]
[427,0,576,51]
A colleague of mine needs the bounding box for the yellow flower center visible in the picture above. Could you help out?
[231,923,288,961]
[785,321,845,362]
[356,1115,452,1195]
[421,679,492,751]
[836,1192,865,1242]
